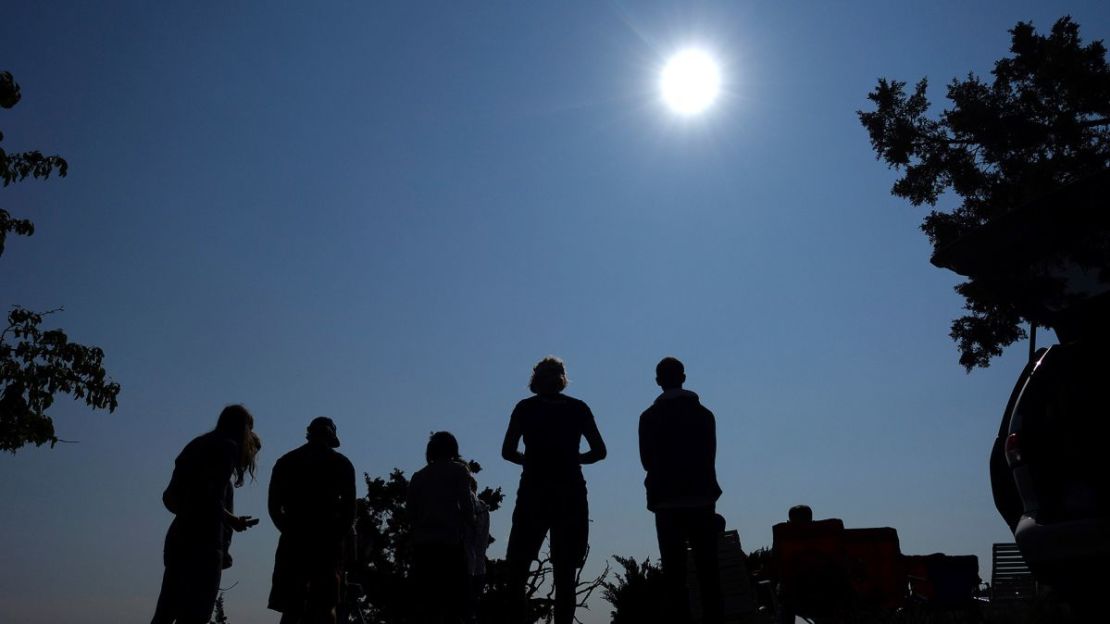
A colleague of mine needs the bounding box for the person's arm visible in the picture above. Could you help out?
[501,405,525,465]
[579,406,607,465]
[707,408,717,463]
[458,466,476,528]
[339,459,357,538]
[224,509,255,531]
[214,441,256,532]
[330,457,357,539]
[638,410,654,473]
[212,441,238,522]
[406,471,422,527]
[268,459,286,534]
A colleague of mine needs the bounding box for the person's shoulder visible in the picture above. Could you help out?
[277,443,311,464]
[559,394,590,410]
[676,393,714,418]
[179,432,208,455]
[412,461,468,482]
[446,460,471,477]
[331,450,355,471]
[571,396,598,420]
[512,395,547,419]
[190,430,222,447]
[694,399,715,418]
[189,431,236,457]
[271,449,293,470]
[515,395,540,409]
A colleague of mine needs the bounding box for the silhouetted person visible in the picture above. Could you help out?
[639,357,723,624]
[153,405,262,624]
[267,417,356,624]
[502,356,607,624]
[788,505,813,524]
[407,431,475,624]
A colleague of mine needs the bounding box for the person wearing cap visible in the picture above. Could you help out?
[267,417,356,624]
[639,357,723,624]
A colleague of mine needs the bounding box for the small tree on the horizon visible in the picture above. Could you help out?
[859,16,1110,370]
[0,70,120,452]
[209,593,229,624]
[601,556,667,624]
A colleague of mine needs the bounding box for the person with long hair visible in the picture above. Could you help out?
[502,357,607,624]
[407,431,476,624]
[152,404,262,624]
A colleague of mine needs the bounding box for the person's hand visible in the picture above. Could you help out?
[228,515,259,532]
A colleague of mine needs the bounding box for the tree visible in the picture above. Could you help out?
[348,463,608,624]
[601,556,667,624]
[859,17,1110,370]
[209,593,230,624]
[0,70,119,451]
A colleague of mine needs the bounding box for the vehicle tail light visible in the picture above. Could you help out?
[1004,432,1023,466]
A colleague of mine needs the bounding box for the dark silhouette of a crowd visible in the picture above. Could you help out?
[151,356,726,624]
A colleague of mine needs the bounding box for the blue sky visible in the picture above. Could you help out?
[2,2,1107,623]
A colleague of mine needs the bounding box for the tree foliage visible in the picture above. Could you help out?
[0,71,68,256]
[209,593,230,624]
[601,556,667,624]
[0,307,120,451]
[0,70,119,451]
[859,17,1110,369]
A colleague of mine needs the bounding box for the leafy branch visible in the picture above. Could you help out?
[0,306,120,452]
[0,69,120,452]
[859,16,1110,369]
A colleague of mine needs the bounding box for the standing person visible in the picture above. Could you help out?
[267,417,356,624]
[639,357,724,624]
[152,404,262,624]
[407,431,475,624]
[502,356,607,624]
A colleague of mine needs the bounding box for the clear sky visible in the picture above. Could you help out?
[2,2,1107,623]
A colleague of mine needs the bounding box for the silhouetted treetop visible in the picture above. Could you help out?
[1,70,118,452]
[859,16,1110,369]
[0,307,120,451]
[1,71,68,257]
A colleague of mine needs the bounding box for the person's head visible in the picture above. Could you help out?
[788,504,813,523]
[426,431,460,463]
[655,357,685,390]
[713,513,727,534]
[306,416,340,448]
[529,356,568,395]
[215,404,261,486]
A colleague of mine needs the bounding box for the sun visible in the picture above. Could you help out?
[659,49,722,116]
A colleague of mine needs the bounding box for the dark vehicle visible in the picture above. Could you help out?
[1005,338,1110,598]
[933,171,1110,605]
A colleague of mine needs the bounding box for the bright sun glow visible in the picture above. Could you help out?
[660,49,721,116]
